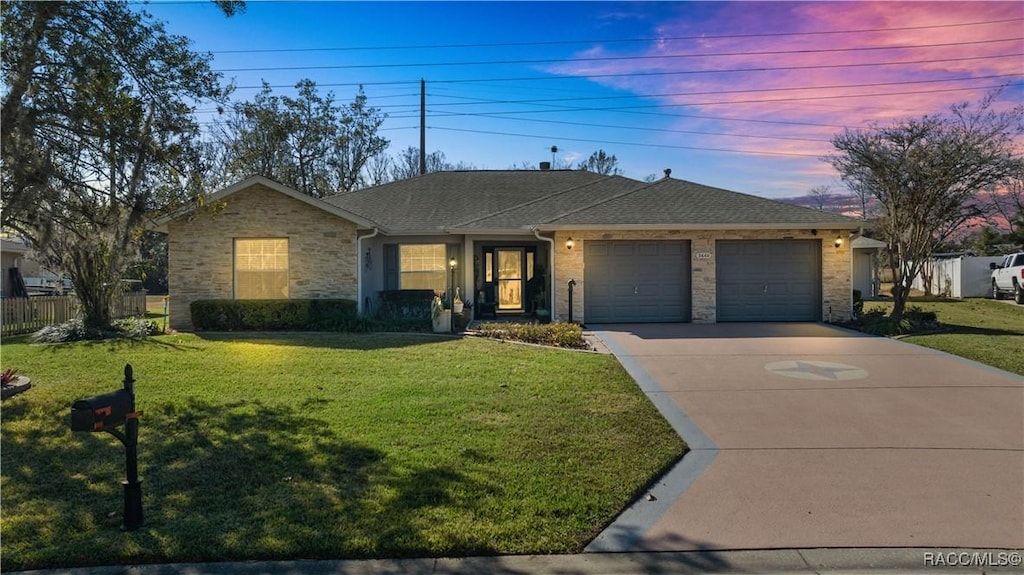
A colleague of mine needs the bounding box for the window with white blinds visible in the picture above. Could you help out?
[234,238,288,299]
[399,244,447,292]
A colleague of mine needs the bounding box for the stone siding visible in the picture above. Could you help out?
[552,229,851,324]
[167,184,359,331]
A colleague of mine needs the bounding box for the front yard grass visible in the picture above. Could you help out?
[865,298,1024,376]
[0,332,684,570]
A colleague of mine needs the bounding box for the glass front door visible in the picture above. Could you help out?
[496,248,523,311]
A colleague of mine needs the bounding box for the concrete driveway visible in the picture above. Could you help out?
[586,323,1024,552]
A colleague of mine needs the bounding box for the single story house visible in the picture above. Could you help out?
[155,170,862,331]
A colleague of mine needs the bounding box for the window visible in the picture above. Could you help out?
[399,244,447,292]
[234,238,288,299]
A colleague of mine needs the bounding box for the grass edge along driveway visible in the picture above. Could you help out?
[865,298,1024,376]
[0,332,685,570]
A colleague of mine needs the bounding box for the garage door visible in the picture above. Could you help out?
[716,240,821,322]
[585,241,691,323]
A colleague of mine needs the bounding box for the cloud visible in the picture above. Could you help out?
[545,0,1024,183]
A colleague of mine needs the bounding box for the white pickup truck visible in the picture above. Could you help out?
[990,252,1024,304]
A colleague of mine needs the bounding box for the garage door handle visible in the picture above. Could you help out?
[634,286,638,295]
[763,284,768,294]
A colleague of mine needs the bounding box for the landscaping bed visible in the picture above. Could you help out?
[0,332,684,570]
[861,298,1024,376]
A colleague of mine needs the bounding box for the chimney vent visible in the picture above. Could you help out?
[664,168,672,179]
[539,161,551,171]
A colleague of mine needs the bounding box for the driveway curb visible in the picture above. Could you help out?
[585,330,718,553]
[10,548,1023,574]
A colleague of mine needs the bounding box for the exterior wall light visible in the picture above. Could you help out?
[566,237,574,250]
[834,237,843,249]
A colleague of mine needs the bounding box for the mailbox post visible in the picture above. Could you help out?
[69,364,143,531]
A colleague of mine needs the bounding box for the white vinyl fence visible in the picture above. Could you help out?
[912,256,1003,298]
[1,292,147,337]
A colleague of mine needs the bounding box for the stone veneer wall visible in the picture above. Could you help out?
[551,229,851,324]
[167,184,359,331]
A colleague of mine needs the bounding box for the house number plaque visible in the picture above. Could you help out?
[694,252,712,260]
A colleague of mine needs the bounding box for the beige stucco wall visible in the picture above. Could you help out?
[551,229,852,324]
[167,183,359,331]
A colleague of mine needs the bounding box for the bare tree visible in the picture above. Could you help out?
[578,149,622,175]
[807,185,832,211]
[827,94,1023,322]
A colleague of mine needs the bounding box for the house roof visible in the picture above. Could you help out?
[851,236,886,250]
[151,175,379,232]
[537,178,860,229]
[322,170,608,233]
[324,170,861,233]
[155,171,862,235]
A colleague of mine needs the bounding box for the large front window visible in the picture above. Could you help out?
[234,238,288,299]
[400,244,447,292]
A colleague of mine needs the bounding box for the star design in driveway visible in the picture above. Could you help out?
[764,360,868,381]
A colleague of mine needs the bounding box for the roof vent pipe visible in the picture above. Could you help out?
[539,161,551,171]
[664,168,672,179]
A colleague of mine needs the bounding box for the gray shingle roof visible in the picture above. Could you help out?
[322,170,606,232]
[543,178,859,227]
[323,170,859,232]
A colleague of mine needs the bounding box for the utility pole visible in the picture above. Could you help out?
[419,79,426,176]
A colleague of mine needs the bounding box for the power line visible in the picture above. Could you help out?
[385,82,1022,121]
[420,74,1021,109]
[227,52,1023,90]
[423,112,834,143]
[429,126,823,158]
[206,17,1024,54]
[213,37,1022,73]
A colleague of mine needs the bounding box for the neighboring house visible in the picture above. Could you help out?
[0,232,69,297]
[155,171,862,331]
[0,233,31,298]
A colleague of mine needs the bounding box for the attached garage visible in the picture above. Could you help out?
[584,240,691,323]
[716,240,821,322]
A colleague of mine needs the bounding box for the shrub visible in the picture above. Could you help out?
[854,306,941,336]
[852,289,863,318]
[474,321,587,349]
[190,299,358,331]
[113,317,162,338]
[32,317,161,343]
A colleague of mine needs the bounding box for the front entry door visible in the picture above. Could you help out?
[496,248,524,311]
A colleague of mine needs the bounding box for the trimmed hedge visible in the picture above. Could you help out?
[190,299,359,331]
[474,321,588,349]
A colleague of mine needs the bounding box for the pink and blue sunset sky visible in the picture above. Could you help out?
[146,1,1024,199]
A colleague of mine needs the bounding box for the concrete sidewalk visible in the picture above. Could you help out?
[11,548,1024,574]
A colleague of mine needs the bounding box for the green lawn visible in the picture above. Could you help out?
[0,332,685,570]
[865,298,1024,375]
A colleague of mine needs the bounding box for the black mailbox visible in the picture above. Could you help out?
[68,364,144,531]
[71,389,133,432]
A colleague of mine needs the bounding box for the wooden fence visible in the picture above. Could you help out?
[1,292,147,337]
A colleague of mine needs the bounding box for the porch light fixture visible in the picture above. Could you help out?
[364,249,372,270]
[565,237,574,250]
[834,236,843,249]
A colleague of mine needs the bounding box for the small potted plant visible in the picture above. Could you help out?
[453,287,464,314]
[1,368,31,400]
[431,294,451,333]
